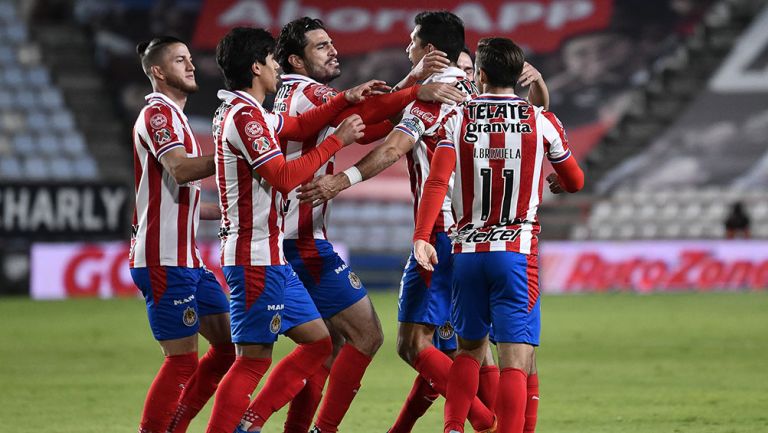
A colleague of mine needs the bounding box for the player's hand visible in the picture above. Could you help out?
[414,239,438,272]
[518,62,543,87]
[417,82,465,104]
[410,50,450,82]
[333,114,365,145]
[345,80,391,103]
[297,173,350,207]
[546,173,564,194]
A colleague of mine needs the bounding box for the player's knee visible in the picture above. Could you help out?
[396,333,428,365]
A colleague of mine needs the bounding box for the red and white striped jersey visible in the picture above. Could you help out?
[213,90,287,266]
[438,93,572,255]
[395,67,478,235]
[130,92,203,268]
[273,74,338,240]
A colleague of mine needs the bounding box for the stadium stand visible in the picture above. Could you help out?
[0,0,106,180]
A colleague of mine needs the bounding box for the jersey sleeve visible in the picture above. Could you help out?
[413,145,456,242]
[144,104,184,160]
[435,107,462,149]
[228,108,282,169]
[395,100,443,142]
[541,111,572,164]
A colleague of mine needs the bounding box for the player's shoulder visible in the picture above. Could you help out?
[140,100,176,129]
[539,108,564,128]
[300,81,339,106]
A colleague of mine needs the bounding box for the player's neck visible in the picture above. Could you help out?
[155,85,188,110]
[241,86,266,104]
[482,85,517,96]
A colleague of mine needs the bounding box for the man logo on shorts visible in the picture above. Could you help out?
[348,272,362,289]
[182,306,198,327]
[270,312,282,334]
[438,321,455,340]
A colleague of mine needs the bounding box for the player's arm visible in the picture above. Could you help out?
[519,62,550,110]
[256,115,364,195]
[391,50,451,92]
[278,91,351,141]
[412,143,456,271]
[159,148,215,185]
[296,128,417,206]
[357,120,394,144]
[334,83,464,126]
[199,202,221,220]
[541,111,584,193]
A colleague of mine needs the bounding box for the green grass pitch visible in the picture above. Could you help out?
[1,291,766,433]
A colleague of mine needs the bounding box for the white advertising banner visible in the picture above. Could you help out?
[541,241,768,293]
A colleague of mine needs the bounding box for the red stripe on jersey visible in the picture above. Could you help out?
[177,186,190,266]
[526,254,540,313]
[145,149,162,266]
[297,238,323,285]
[244,266,267,310]
[149,266,167,306]
[235,158,254,265]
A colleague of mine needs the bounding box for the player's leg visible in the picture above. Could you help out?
[524,352,539,433]
[479,344,500,413]
[131,266,202,433]
[168,269,235,433]
[238,267,332,432]
[204,265,281,433]
[488,252,540,433]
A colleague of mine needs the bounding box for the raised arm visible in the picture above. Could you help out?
[519,62,550,110]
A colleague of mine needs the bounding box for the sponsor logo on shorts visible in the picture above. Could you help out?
[150,113,167,129]
[348,271,362,289]
[270,312,282,334]
[438,321,455,340]
[244,121,263,138]
[182,306,197,327]
[267,304,284,311]
[334,263,348,274]
[173,294,195,306]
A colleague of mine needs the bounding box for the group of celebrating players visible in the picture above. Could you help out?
[130,9,584,433]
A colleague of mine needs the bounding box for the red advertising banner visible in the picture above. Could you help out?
[541,241,768,293]
[192,0,613,55]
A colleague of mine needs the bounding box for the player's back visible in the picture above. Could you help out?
[397,66,478,234]
[213,89,286,266]
[440,93,571,255]
[273,74,339,240]
[131,93,202,268]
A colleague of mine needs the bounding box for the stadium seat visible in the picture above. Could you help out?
[12,133,35,155]
[37,134,60,155]
[23,157,48,179]
[62,133,86,155]
[73,157,98,179]
[0,155,22,179]
[39,87,64,109]
[49,157,75,179]
[50,112,75,131]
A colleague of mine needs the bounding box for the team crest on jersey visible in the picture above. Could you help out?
[182,307,198,327]
[150,113,167,129]
[244,121,264,138]
[438,321,455,340]
[154,128,172,145]
[270,312,282,334]
[348,272,362,289]
[252,137,271,153]
[314,86,337,103]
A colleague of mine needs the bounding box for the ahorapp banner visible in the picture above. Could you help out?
[192,0,613,55]
[541,241,768,293]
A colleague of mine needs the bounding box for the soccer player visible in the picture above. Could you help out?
[204,27,375,433]
[130,37,235,433]
[298,11,551,433]
[231,17,466,433]
[411,37,584,433]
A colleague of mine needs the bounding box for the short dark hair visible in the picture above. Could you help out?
[414,11,465,63]
[276,17,327,74]
[476,37,525,88]
[216,27,275,91]
[136,36,185,75]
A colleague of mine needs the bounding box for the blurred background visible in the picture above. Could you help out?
[1,0,767,298]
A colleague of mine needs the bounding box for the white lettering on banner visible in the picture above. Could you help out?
[216,0,597,35]
[2,188,30,230]
[710,6,768,92]
[540,241,768,293]
[101,188,127,231]
[28,189,55,230]
[57,188,80,230]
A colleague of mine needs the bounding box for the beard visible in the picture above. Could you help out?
[306,60,342,84]
[166,73,199,94]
